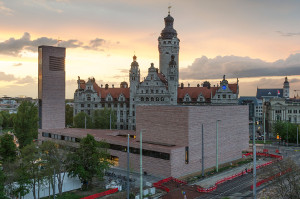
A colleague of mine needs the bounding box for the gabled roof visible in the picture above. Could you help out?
[80,82,130,99]
[256,88,283,99]
[177,84,238,101]
[157,73,168,85]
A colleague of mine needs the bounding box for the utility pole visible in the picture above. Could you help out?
[216,120,221,172]
[253,117,257,199]
[297,126,299,147]
[127,134,130,199]
[287,123,289,147]
[140,130,143,199]
[202,124,204,177]
[264,112,266,144]
[110,113,112,130]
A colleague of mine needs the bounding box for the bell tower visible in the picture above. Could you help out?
[158,9,180,79]
[283,77,289,99]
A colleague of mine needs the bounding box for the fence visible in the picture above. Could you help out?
[153,177,187,193]
[81,188,118,199]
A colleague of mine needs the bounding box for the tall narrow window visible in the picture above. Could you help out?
[185,146,189,164]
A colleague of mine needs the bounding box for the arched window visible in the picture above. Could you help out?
[161,97,164,101]
[151,97,154,101]
[156,97,159,101]
[146,97,149,101]
[141,97,144,101]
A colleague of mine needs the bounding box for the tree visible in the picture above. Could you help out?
[21,143,44,199]
[0,111,10,129]
[0,168,9,199]
[258,158,300,199]
[92,108,116,129]
[65,104,73,127]
[0,133,18,163]
[73,112,93,128]
[14,101,38,148]
[66,134,110,190]
[40,141,69,196]
[273,121,298,143]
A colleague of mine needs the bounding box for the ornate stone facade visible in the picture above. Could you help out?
[73,13,239,130]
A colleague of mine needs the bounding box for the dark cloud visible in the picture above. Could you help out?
[180,54,300,80]
[276,31,300,37]
[0,32,109,56]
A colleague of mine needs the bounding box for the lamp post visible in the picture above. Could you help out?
[127,134,130,199]
[140,130,143,199]
[216,120,221,173]
[263,113,266,144]
[253,117,257,199]
[287,123,289,147]
[202,124,204,177]
[297,126,299,147]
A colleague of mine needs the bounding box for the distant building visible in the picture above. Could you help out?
[74,13,239,130]
[265,98,300,135]
[256,77,290,102]
[38,46,66,129]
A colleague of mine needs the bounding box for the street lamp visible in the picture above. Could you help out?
[140,130,143,199]
[216,120,221,173]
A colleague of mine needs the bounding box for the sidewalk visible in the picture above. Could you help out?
[193,158,268,188]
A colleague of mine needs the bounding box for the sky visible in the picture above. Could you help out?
[0,0,300,99]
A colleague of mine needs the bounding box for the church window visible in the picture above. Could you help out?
[146,90,148,93]
[151,90,154,94]
[146,97,149,101]
[81,104,84,108]
[161,90,164,93]
[87,104,90,108]
[275,110,281,114]
[156,82,158,85]
[223,94,226,99]
[156,97,159,101]
[95,104,98,108]
[218,95,220,99]
[133,111,135,116]
[228,95,231,99]
[151,97,154,101]
[288,117,291,122]
[294,110,297,114]
[120,125,123,129]
[141,90,144,94]
[161,97,164,101]
[163,41,166,44]
[288,110,292,114]
[156,90,158,93]
[185,97,189,101]
[165,52,169,54]
[141,97,144,101]
[87,96,91,101]
[168,41,171,44]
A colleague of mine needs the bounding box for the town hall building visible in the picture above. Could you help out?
[73,12,239,130]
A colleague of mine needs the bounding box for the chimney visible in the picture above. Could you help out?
[188,83,190,87]
[101,84,103,88]
[197,84,200,87]
[181,83,184,89]
[112,84,114,88]
[105,84,109,89]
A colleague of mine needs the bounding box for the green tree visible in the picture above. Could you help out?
[0,133,18,163]
[40,141,69,196]
[65,104,73,127]
[21,143,44,199]
[73,112,93,128]
[273,121,298,143]
[66,134,110,190]
[0,111,10,129]
[0,168,9,199]
[92,108,116,129]
[13,101,38,148]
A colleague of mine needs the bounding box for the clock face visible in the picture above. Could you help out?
[222,85,226,90]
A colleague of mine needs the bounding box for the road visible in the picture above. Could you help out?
[194,144,300,199]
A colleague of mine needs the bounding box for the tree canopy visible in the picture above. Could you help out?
[65,104,73,127]
[66,134,110,190]
[273,121,299,143]
[92,108,116,129]
[73,112,93,128]
[0,133,18,163]
[13,101,38,148]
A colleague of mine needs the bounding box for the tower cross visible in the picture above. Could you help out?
[168,5,171,15]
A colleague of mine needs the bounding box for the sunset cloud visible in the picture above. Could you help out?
[0,32,109,56]
[180,54,300,80]
[0,1,13,16]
